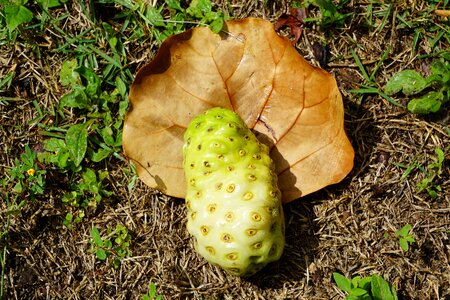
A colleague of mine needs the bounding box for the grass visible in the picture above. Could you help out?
[0,0,449,299]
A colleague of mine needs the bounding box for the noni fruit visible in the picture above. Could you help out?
[183,107,285,276]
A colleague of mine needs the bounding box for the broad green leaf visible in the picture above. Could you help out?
[165,0,183,11]
[104,240,113,248]
[372,275,396,300]
[13,182,23,193]
[96,249,108,260]
[350,276,362,288]
[91,148,112,162]
[82,168,97,185]
[42,138,66,152]
[187,0,210,19]
[66,124,88,167]
[209,14,224,33]
[359,276,373,290]
[145,5,165,26]
[435,148,445,164]
[76,66,101,98]
[385,70,428,95]
[404,236,416,243]
[430,60,448,77]
[396,224,412,237]
[407,91,443,114]
[399,238,409,252]
[91,227,104,247]
[60,89,90,109]
[4,4,33,33]
[333,272,352,292]
[35,0,61,8]
[115,77,127,98]
[98,126,115,146]
[60,59,80,87]
[349,287,370,296]
[149,282,157,297]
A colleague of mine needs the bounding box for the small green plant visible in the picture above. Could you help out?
[333,272,398,300]
[299,0,351,29]
[144,0,226,43]
[7,145,46,202]
[0,0,67,35]
[385,57,449,114]
[395,224,416,252]
[37,58,126,226]
[397,147,446,198]
[141,282,163,300]
[89,224,132,269]
[416,148,446,198]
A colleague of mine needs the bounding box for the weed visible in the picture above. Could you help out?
[144,0,226,43]
[385,57,450,114]
[141,282,163,300]
[396,147,447,198]
[394,224,416,252]
[333,272,398,300]
[298,0,351,29]
[90,224,132,269]
[6,146,46,202]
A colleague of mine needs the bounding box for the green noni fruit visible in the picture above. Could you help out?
[183,107,285,276]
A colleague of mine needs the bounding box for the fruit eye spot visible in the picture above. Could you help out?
[244,135,250,140]
[228,123,235,128]
[213,142,221,148]
[269,190,278,197]
[221,233,233,243]
[248,164,256,170]
[252,154,261,160]
[189,179,195,186]
[226,252,238,260]
[251,212,262,222]
[190,212,196,220]
[264,206,273,214]
[206,246,215,255]
[247,174,257,181]
[215,115,223,119]
[186,200,191,209]
[239,149,246,156]
[203,161,211,167]
[243,192,253,200]
[217,154,224,159]
[200,226,209,235]
[207,204,217,213]
[226,184,235,193]
[246,229,257,236]
[207,127,214,132]
[215,182,223,190]
[186,137,191,145]
[195,122,201,128]
[227,165,234,172]
[252,242,262,249]
[190,163,195,169]
[203,171,211,176]
[197,144,202,150]
[228,137,234,142]
[225,212,234,221]
[195,191,202,198]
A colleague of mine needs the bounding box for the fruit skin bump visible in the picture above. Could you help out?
[183,107,285,276]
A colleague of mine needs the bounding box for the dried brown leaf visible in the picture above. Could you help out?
[123,18,354,203]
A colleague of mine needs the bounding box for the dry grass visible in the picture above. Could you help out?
[1,0,449,299]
